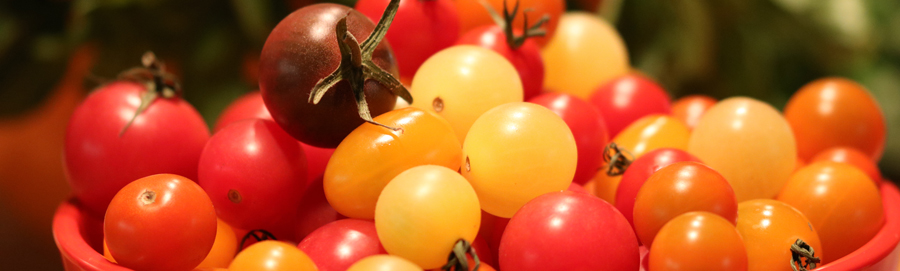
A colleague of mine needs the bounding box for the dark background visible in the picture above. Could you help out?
[1,0,898,270]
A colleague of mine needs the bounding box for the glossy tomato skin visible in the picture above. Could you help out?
[811,146,882,186]
[198,119,308,230]
[528,93,608,184]
[615,148,701,228]
[736,199,822,271]
[65,81,209,216]
[104,174,217,271]
[229,240,318,271]
[347,255,423,271]
[499,191,639,271]
[356,0,459,83]
[298,219,386,271]
[649,212,748,271]
[459,26,545,100]
[589,74,671,137]
[260,4,398,148]
[784,78,886,160]
[542,13,629,98]
[670,94,717,130]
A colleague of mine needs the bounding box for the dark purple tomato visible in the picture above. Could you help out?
[298,219,386,271]
[615,148,701,229]
[589,73,671,137]
[260,4,399,148]
[528,93,609,184]
[198,119,308,230]
[458,25,544,100]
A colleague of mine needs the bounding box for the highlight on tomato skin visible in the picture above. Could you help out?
[735,199,823,271]
[229,240,318,271]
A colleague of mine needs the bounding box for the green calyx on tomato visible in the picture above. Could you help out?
[309,0,412,131]
[116,51,181,136]
[790,239,820,271]
[441,239,481,271]
[481,0,549,50]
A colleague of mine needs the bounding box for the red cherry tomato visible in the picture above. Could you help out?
[356,0,459,83]
[528,93,609,184]
[65,81,210,216]
[104,174,217,271]
[648,212,748,271]
[784,77,887,161]
[499,191,639,271]
[615,148,701,229]
[295,177,347,240]
[478,210,508,267]
[213,91,272,132]
[670,95,716,130]
[458,25,545,100]
[198,119,308,230]
[297,219,386,271]
[633,161,738,247]
[811,146,882,186]
[588,73,671,137]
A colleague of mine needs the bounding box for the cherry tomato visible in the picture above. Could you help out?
[347,255,423,271]
[212,91,335,183]
[736,199,822,271]
[198,119,309,230]
[461,102,577,218]
[648,212,748,271]
[777,161,883,263]
[295,177,346,240]
[589,74,672,137]
[688,97,796,202]
[455,0,564,46]
[430,255,496,271]
[543,12,629,99]
[260,4,398,148]
[298,219,386,271]
[615,148,701,229]
[784,78,886,161]
[633,161,737,247]
[458,24,544,100]
[104,174,217,271]
[528,93,609,184]
[499,191,639,271]
[670,94,716,130]
[325,107,461,219]
[65,81,209,216]
[811,147,882,186]
[375,165,481,269]
[229,240,318,271]
[594,115,690,204]
[356,0,459,83]
[195,218,238,269]
[410,45,523,142]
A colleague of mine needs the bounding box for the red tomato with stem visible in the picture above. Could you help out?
[670,94,716,130]
[458,23,544,100]
[499,191,639,271]
[298,219,386,271]
[615,148,701,229]
[528,93,609,184]
[589,73,671,137]
[198,119,308,230]
[811,146,882,185]
[104,174,217,271]
[356,0,459,83]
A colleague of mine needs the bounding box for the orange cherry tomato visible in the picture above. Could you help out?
[325,107,462,219]
[195,218,238,269]
[633,162,737,247]
[670,95,717,130]
[810,146,882,186]
[777,161,883,263]
[104,174,217,271]
[347,255,423,271]
[455,0,564,47]
[736,199,822,271]
[649,212,748,271]
[784,78,886,161]
[229,240,318,271]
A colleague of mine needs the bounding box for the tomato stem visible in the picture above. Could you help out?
[238,229,278,251]
[442,239,481,271]
[602,142,633,176]
[117,51,181,137]
[790,239,820,271]
[308,0,413,131]
[480,0,550,50]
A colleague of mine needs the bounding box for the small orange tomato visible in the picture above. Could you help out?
[195,218,238,269]
[810,147,882,186]
[736,199,822,271]
[229,240,318,271]
[649,212,748,271]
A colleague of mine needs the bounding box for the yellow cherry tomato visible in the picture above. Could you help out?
[593,115,690,204]
[542,12,629,98]
[736,199,822,271]
[347,255,423,271]
[228,240,317,271]
[325,107,462,219]
[375,165,481,269]
[196,218,238,269]
[410,45,523,143]
[688,97,797,202]
[461,102,577,218]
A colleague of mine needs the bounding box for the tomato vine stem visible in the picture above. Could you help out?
[442,239,481,271]
[790,239,820,271]
[117,51,180,137]
[480,0,550,49]
[602,142,633,176]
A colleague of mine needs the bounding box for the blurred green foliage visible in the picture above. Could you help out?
[0,0,898,178]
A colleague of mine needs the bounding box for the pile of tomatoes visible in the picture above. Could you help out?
[59,0,889,270]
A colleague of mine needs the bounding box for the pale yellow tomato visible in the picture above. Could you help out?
[462,102,577,218]
[410,45,523,143]
[542,12,629,99]
[347,255,423,271]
